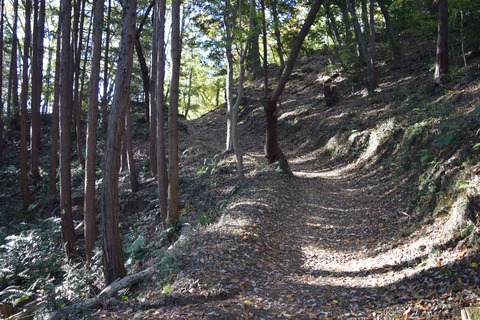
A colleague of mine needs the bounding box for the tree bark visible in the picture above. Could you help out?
[434,0,448,85]
[84,0,104,263]
[30,0,46,182]
[154,0,168,225]
[20,0,33,208]
[102,0,137,284]
[0,0,4,167]
[59,0,78,257]
[168,0,181,224]
[264,0,322,173]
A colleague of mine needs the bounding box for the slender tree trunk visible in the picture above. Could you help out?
[325,2,347,69]
[434,0,448,85]
[136,1,153,121]
[168,0,181,224]
[248,0,262,79]
[185,67,193,119]
[59,0,78,257]
[154,0,168,225]
[20,0,33,208]
[84,0,104,263]
[264,0,322,173]
[377,0,401,65]
[72,0,86,168]
[48,24,62,202]
[369,0,377,87]
[43,41,54,114]
[102,0,112,133]
[102,0,137,284]
[8,0,20,141]
[261,0,268,95]
[125,105,139,192]
[346,0,375,94]
[270,0,284,70]
[30,0,45,182]
[0,0,4,167]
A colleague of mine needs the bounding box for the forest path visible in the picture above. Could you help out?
[132,150,469,319]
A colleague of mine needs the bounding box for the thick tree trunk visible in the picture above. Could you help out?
[30,0,46,182]
[102,0,137,284]
[59,0,77,257]
[154,0,168,225]
[20,0,33,209]
[261,0,269,94]
[168,0,181,224]
[84,0,104,263]
[377,0,401,65]
[434,0,448,85]
[264,0,322,173]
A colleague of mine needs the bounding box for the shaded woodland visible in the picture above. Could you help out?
[1,0,480,318]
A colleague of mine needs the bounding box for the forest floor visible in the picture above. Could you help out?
[90,51,480,319]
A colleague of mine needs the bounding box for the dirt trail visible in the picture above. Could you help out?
[105,148,471,319]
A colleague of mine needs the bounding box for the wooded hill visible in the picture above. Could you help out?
[0,0,480,318]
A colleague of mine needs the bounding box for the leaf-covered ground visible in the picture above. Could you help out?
[91,51,480,319]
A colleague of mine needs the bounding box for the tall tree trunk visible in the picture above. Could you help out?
[43,40,54,114]
[346,0,375,94]
[102,0,137,284]
[377,0,401,65]
[48,24,62,203]
[30,0,46,182]
[20,0,33,208]
[434,0,448,85]
[0,0,4,167]
[264,0,322,173]
[72,0,86,168]
[125,105,139,192]
[59,0,78,257]
[270,0,284,70]
[101,0,112,133]
[168,0,181,224]
[84,0,104,263]
[154,0,168,225]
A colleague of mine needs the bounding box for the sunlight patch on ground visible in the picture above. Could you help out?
[297,215,464,289]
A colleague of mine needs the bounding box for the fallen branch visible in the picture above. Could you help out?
[46,223,193,320]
